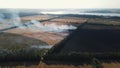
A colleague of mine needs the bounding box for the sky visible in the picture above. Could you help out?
[0,0,119,9]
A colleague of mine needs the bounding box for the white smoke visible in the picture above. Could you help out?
[0,9,77,33]
[18,20,77,33]
[31,45,52,49]
[31,20,76,32]
[0,13,5,21]
[6,10,21,26]
[0,9,21,28]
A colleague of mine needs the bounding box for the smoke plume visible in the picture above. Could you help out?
[19,20,77,33]
[0,9,77,33]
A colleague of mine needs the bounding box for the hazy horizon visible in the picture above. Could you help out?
[0,0,119,9]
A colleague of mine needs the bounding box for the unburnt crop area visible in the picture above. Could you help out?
[0,32,48,61]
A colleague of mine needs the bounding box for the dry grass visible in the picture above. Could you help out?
[88,18,120,25]
[0,32,47,49]
[5,28,64,45]
[21,15,55,21]
[51,17,86,24]
[1,62,120,68]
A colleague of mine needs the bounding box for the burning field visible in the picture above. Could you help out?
[0,10,86,46]
[0,10,87,61]
[0,9,120,68]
